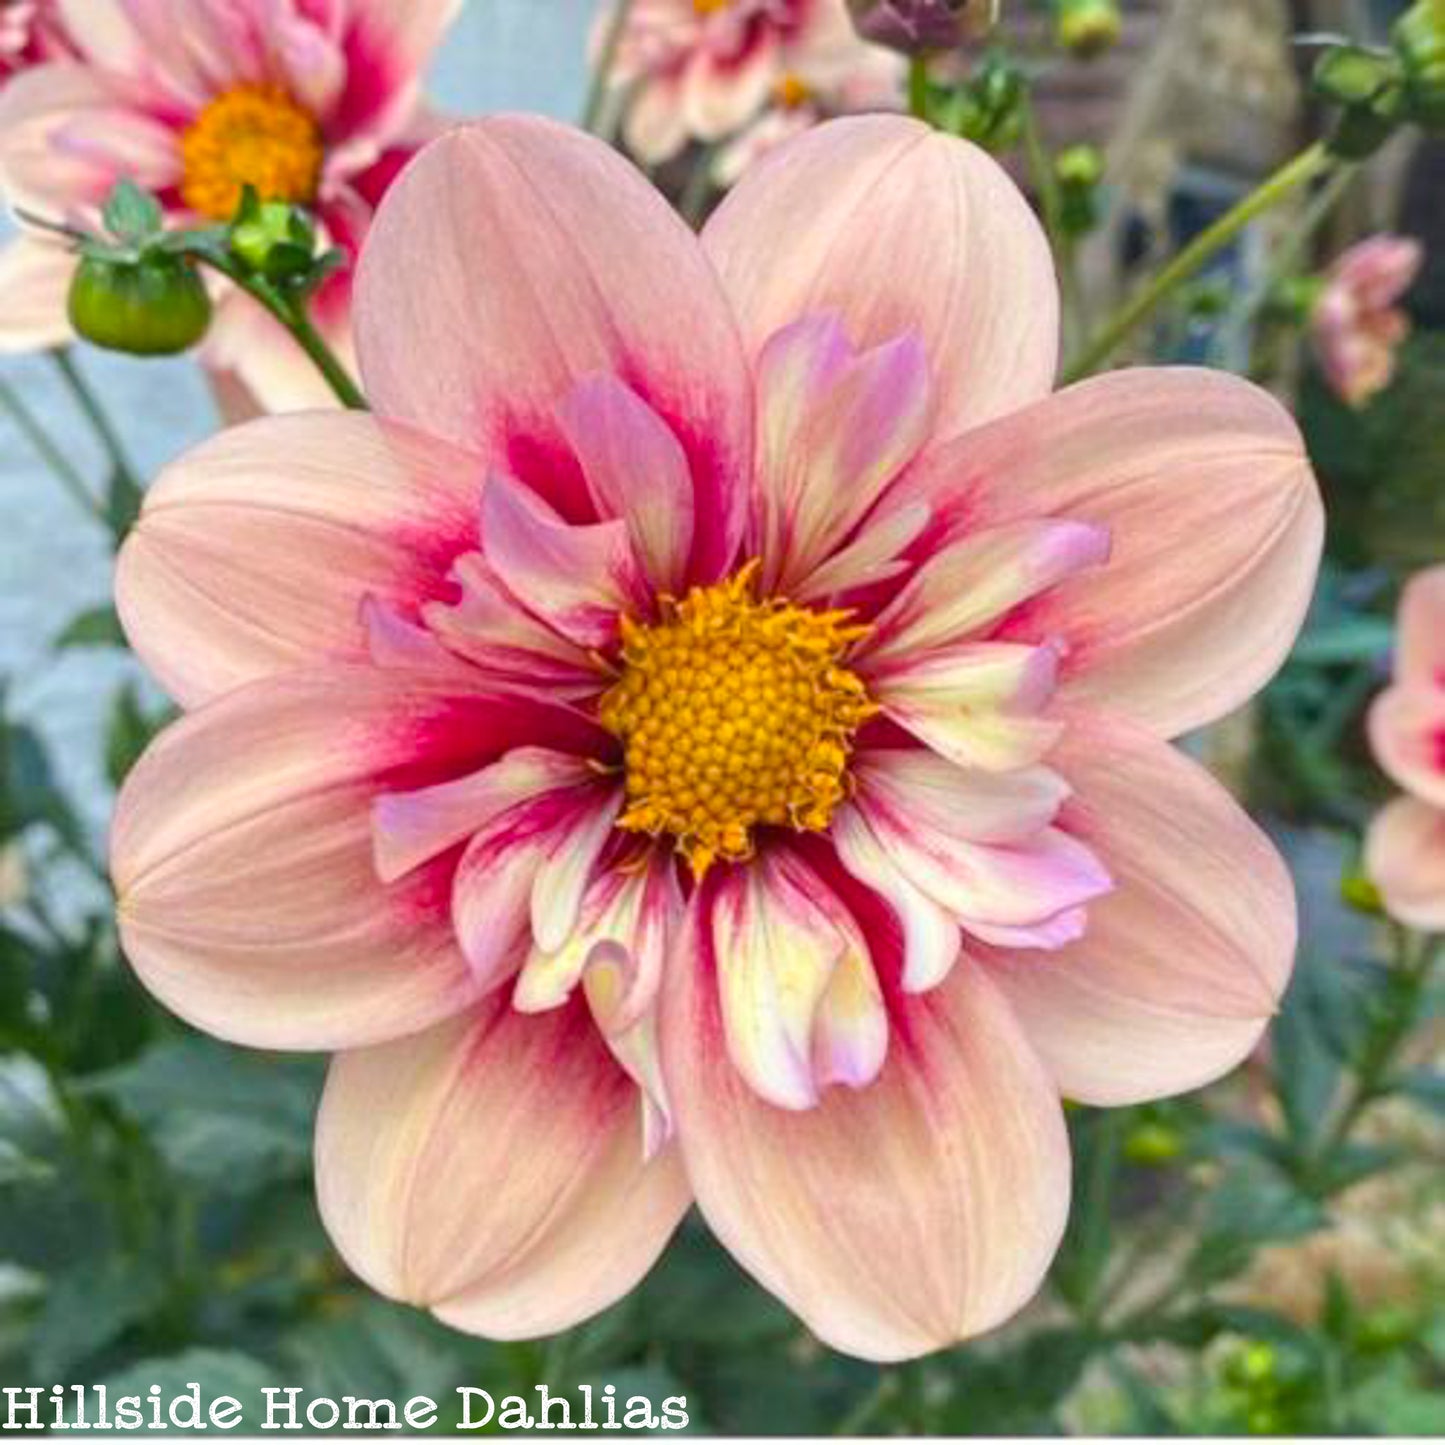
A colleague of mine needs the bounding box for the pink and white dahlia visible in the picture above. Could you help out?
[1312,234,1424,409]
[605,0,901,165]
[1366,567,1445,930]
[0,0,457,410]
[112,115,1322,1360]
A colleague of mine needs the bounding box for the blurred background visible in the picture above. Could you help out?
[1,0,1443,1435]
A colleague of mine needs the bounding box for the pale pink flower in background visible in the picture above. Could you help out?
[1312,233,1424,409]
[0,0,458,411]
[0,0,73,83]
[604,0,902,165]
[112,115,1321,1360]
[1366,567,1445,930]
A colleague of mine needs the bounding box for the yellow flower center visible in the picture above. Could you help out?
[776,72,812,109]
[599,564,876,878]
[693,0,735,13]
[179,83,323,222]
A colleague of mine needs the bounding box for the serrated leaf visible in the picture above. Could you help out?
[102,180,163,244]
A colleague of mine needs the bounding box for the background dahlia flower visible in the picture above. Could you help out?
[603,0,901,167]
[0,0,72,84]
[0,0,457,410]
[1311,233,1424,409]
[112,114,1323,1360]
[1366,567,1445,930]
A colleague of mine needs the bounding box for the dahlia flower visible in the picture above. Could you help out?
[1366,567,1445,930]
[0,0,457,410]
[112,114,1322,1360]
[603,0,902,166]
[1312,234,1424,409]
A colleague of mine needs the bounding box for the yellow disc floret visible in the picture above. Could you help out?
[180,84,322,222]
[599,563,876,878]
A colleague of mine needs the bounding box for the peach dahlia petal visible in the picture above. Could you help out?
[354,116,754,583]
[115,413,490,708]
[893,367,1324,738]
[662,891,1069,1361]
[316,994,689,1340]
[112,666,607,1050]
[985,715,1295,1106]
[702,115,1059,437]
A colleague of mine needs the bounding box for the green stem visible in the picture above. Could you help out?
[679,146,718,228]
[907,54,931,121]
[0,372,105,523]
[1308,930,1441,1176]
[1018,91,1084,354]
[581,0,636,138]
[49,347,139,496]
[1063,141,1336,382]
[276,300,368,410]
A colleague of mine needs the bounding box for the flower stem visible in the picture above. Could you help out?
[1062,141,1336,382]
[274,298,368,410]
[907,55,931,121]
[0,371,105,524]
[1307,928,1441,1179]
[49,347,140,496]
[1018,90,1084,354]
[582,0,636,138]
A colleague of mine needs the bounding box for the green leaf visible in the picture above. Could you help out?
[106,465,145,543]
[29,1254,163,1378]
[104,682,168,789]
[1399,1066,1445,1113]
[53,605,126,650]
[85,1036,323,1192]
[64,1350,275,1433]
[1186,1164,1325,1287]
[102,179,164,245]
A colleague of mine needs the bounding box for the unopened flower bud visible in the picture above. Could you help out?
[1056,143,1105,234]
[1123,1121,1184,1166]
[68,253,212,356]
[847,0,998,54]
[230,195,319,282]
[1394,0,1445,128]
[1056,0,1121,59]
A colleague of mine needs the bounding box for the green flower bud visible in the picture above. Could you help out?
[230,195,319,282]
[1123,1121,1184,1165]
[1340,869,1384,915]
[68,253,212,356]
[1056,144,1105,235]
[1224,1341,1277,1388]
[1057,0,1121,59]
[1394,0,1445,128]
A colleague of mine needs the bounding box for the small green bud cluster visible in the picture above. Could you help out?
[54,179,342,359]
[1313,1,1445,158]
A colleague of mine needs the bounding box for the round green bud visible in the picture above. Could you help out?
[1340,870,1384,916]
[1057,0,1121,59]
[68,254,212,356]
[1123,1121,1184,1165]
